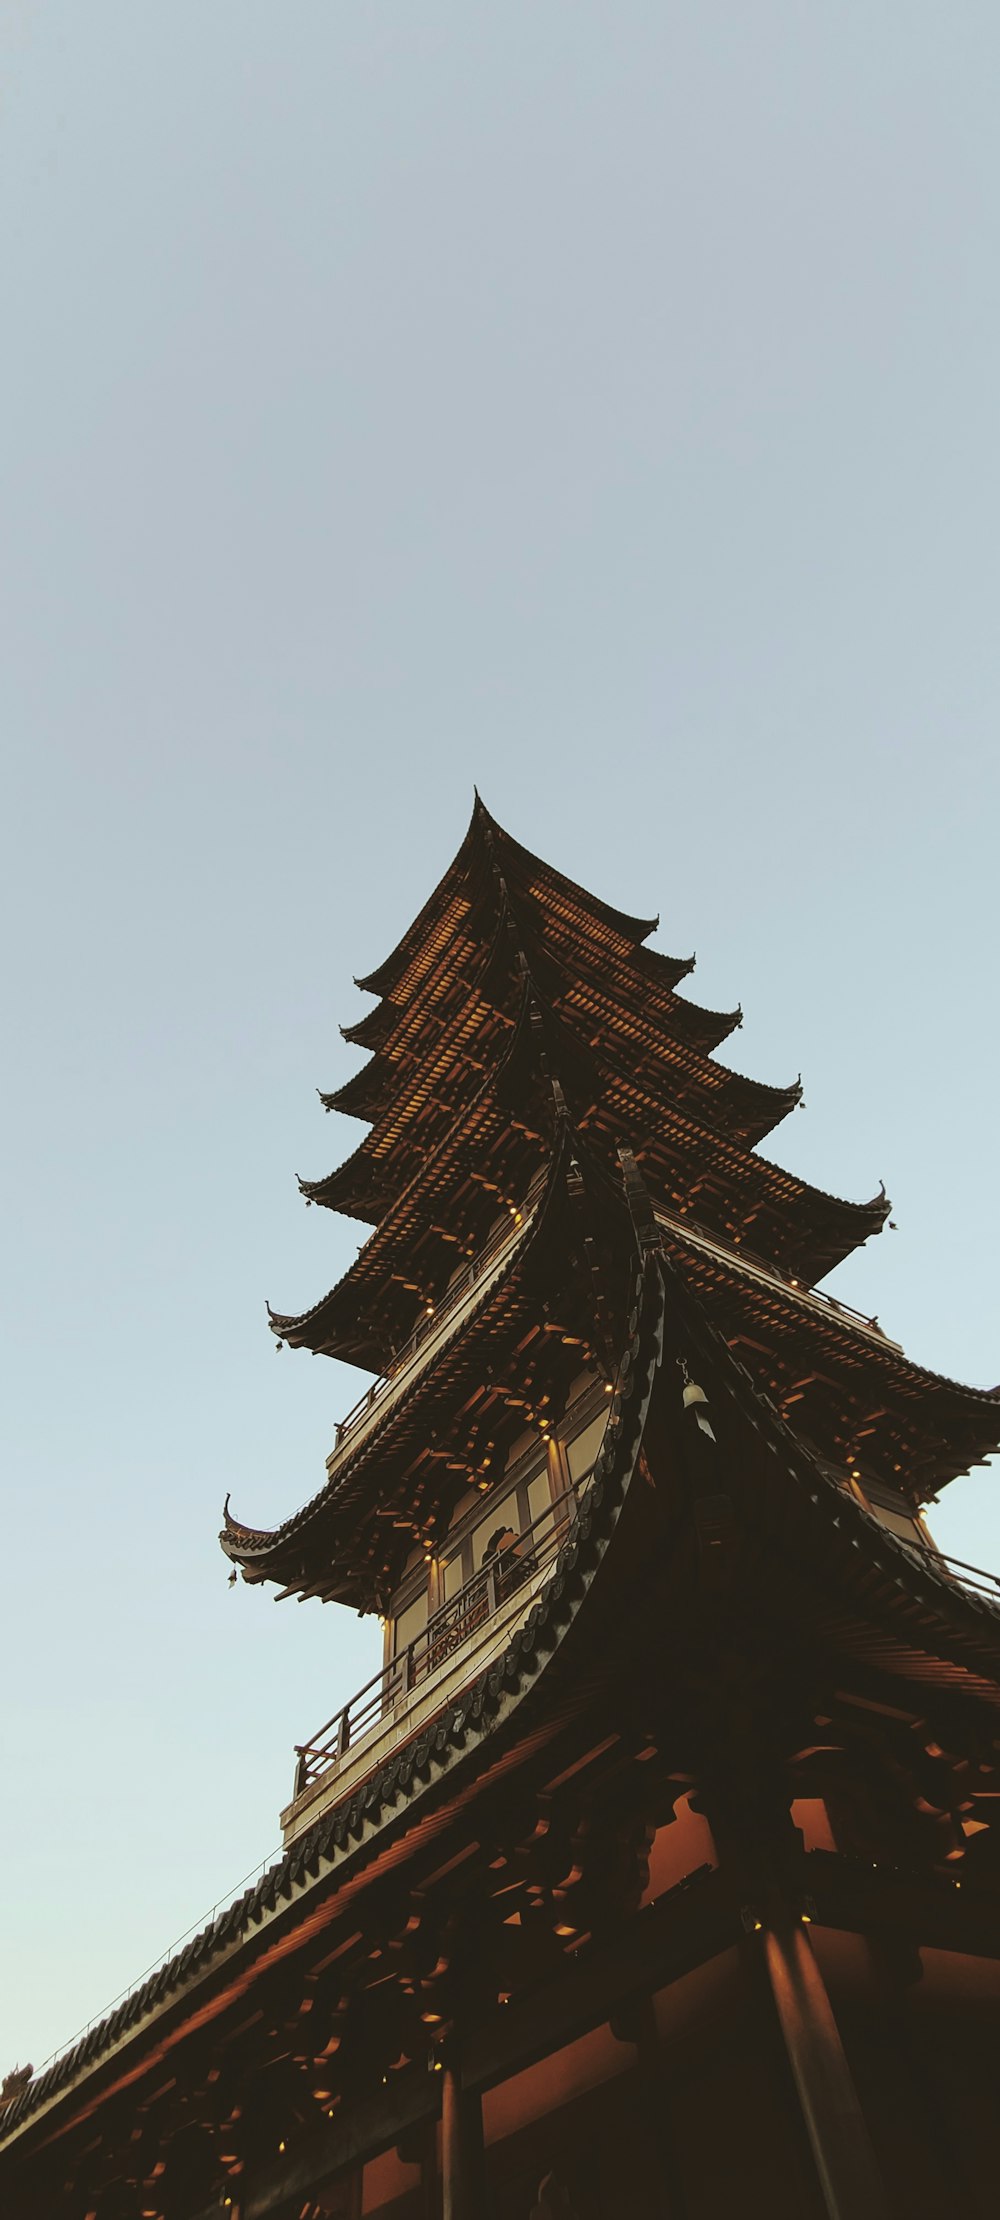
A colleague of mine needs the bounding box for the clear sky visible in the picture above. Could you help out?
[1,2,998,2077]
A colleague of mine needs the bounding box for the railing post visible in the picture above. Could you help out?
[293,1749,308,1798]
[485,1562,499,1618]
[336,1706,351,1759]
[402,1643,414,1696]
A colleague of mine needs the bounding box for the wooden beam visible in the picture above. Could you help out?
[801,1853,1000,1960]
[239,2074,434,2220]
[232,1870,730,2219]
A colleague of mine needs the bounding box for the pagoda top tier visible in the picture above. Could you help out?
[223,799,998,1612]
[272,798,888,1371]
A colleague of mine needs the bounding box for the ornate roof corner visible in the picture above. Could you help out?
[616,1146,661,1256]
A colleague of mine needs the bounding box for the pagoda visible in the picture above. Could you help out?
[4,798,1000,2220]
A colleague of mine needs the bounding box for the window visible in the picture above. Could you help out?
[860,1477,927,1548]
[566,1410,607,1487]
[392,1588,428,1660]
[526,1465,555,1543]
[441,1547,468,1601]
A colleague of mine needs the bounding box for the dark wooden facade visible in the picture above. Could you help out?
[4,799,1000,2220]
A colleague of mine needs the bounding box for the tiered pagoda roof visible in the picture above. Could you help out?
[7,803,1000,2220]
[274,799,885,1353]
[224,801,999,1613]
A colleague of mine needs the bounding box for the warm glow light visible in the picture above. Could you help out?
[278,2140,285,2153]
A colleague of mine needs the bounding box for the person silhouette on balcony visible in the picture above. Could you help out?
[482,1521,536,1605]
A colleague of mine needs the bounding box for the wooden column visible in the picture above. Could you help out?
[762,1914,886,2220]
[697,1730,887,2220]
[440,2059,483,2220]
[419,2115,440,2220]
[611,1996,687,2217]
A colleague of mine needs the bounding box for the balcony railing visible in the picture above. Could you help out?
[291,1500,1000,1808]
[328,1172,550,1472]
[327,1187,895,1481]
[292,1481,580,1801]
[893,1540,1000,1608]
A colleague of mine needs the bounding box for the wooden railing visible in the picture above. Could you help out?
[292,1482,580,1800]
[329,1173,549,1466]
[897,1541,1000,1607]
[291,1500,1000,1806]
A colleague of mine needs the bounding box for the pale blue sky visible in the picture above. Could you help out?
[1,3,998,2073]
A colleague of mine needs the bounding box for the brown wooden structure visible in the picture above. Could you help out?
[3,797,1000,2219]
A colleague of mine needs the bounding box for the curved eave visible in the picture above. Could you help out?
[713,1073,803,1145]
[284,999,567,1359]
[650,1248,1000,1687]
[331,962,789,1160]
[660,1220,1000,1494]
[355,808,481,998]
[11,1260,1000,2160]
[340,999,399,1053]
[663,993,743,1054]
[481,800,660,948]
[10,1263,665,2154]
[321,912,523,1128]
[796,1187,891,1280]
[296,1143,392,1224]
[723,1174,890,1285]
[231,1202,546,1576]
[356,799,670,1002]
[233,1126,638,1594]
